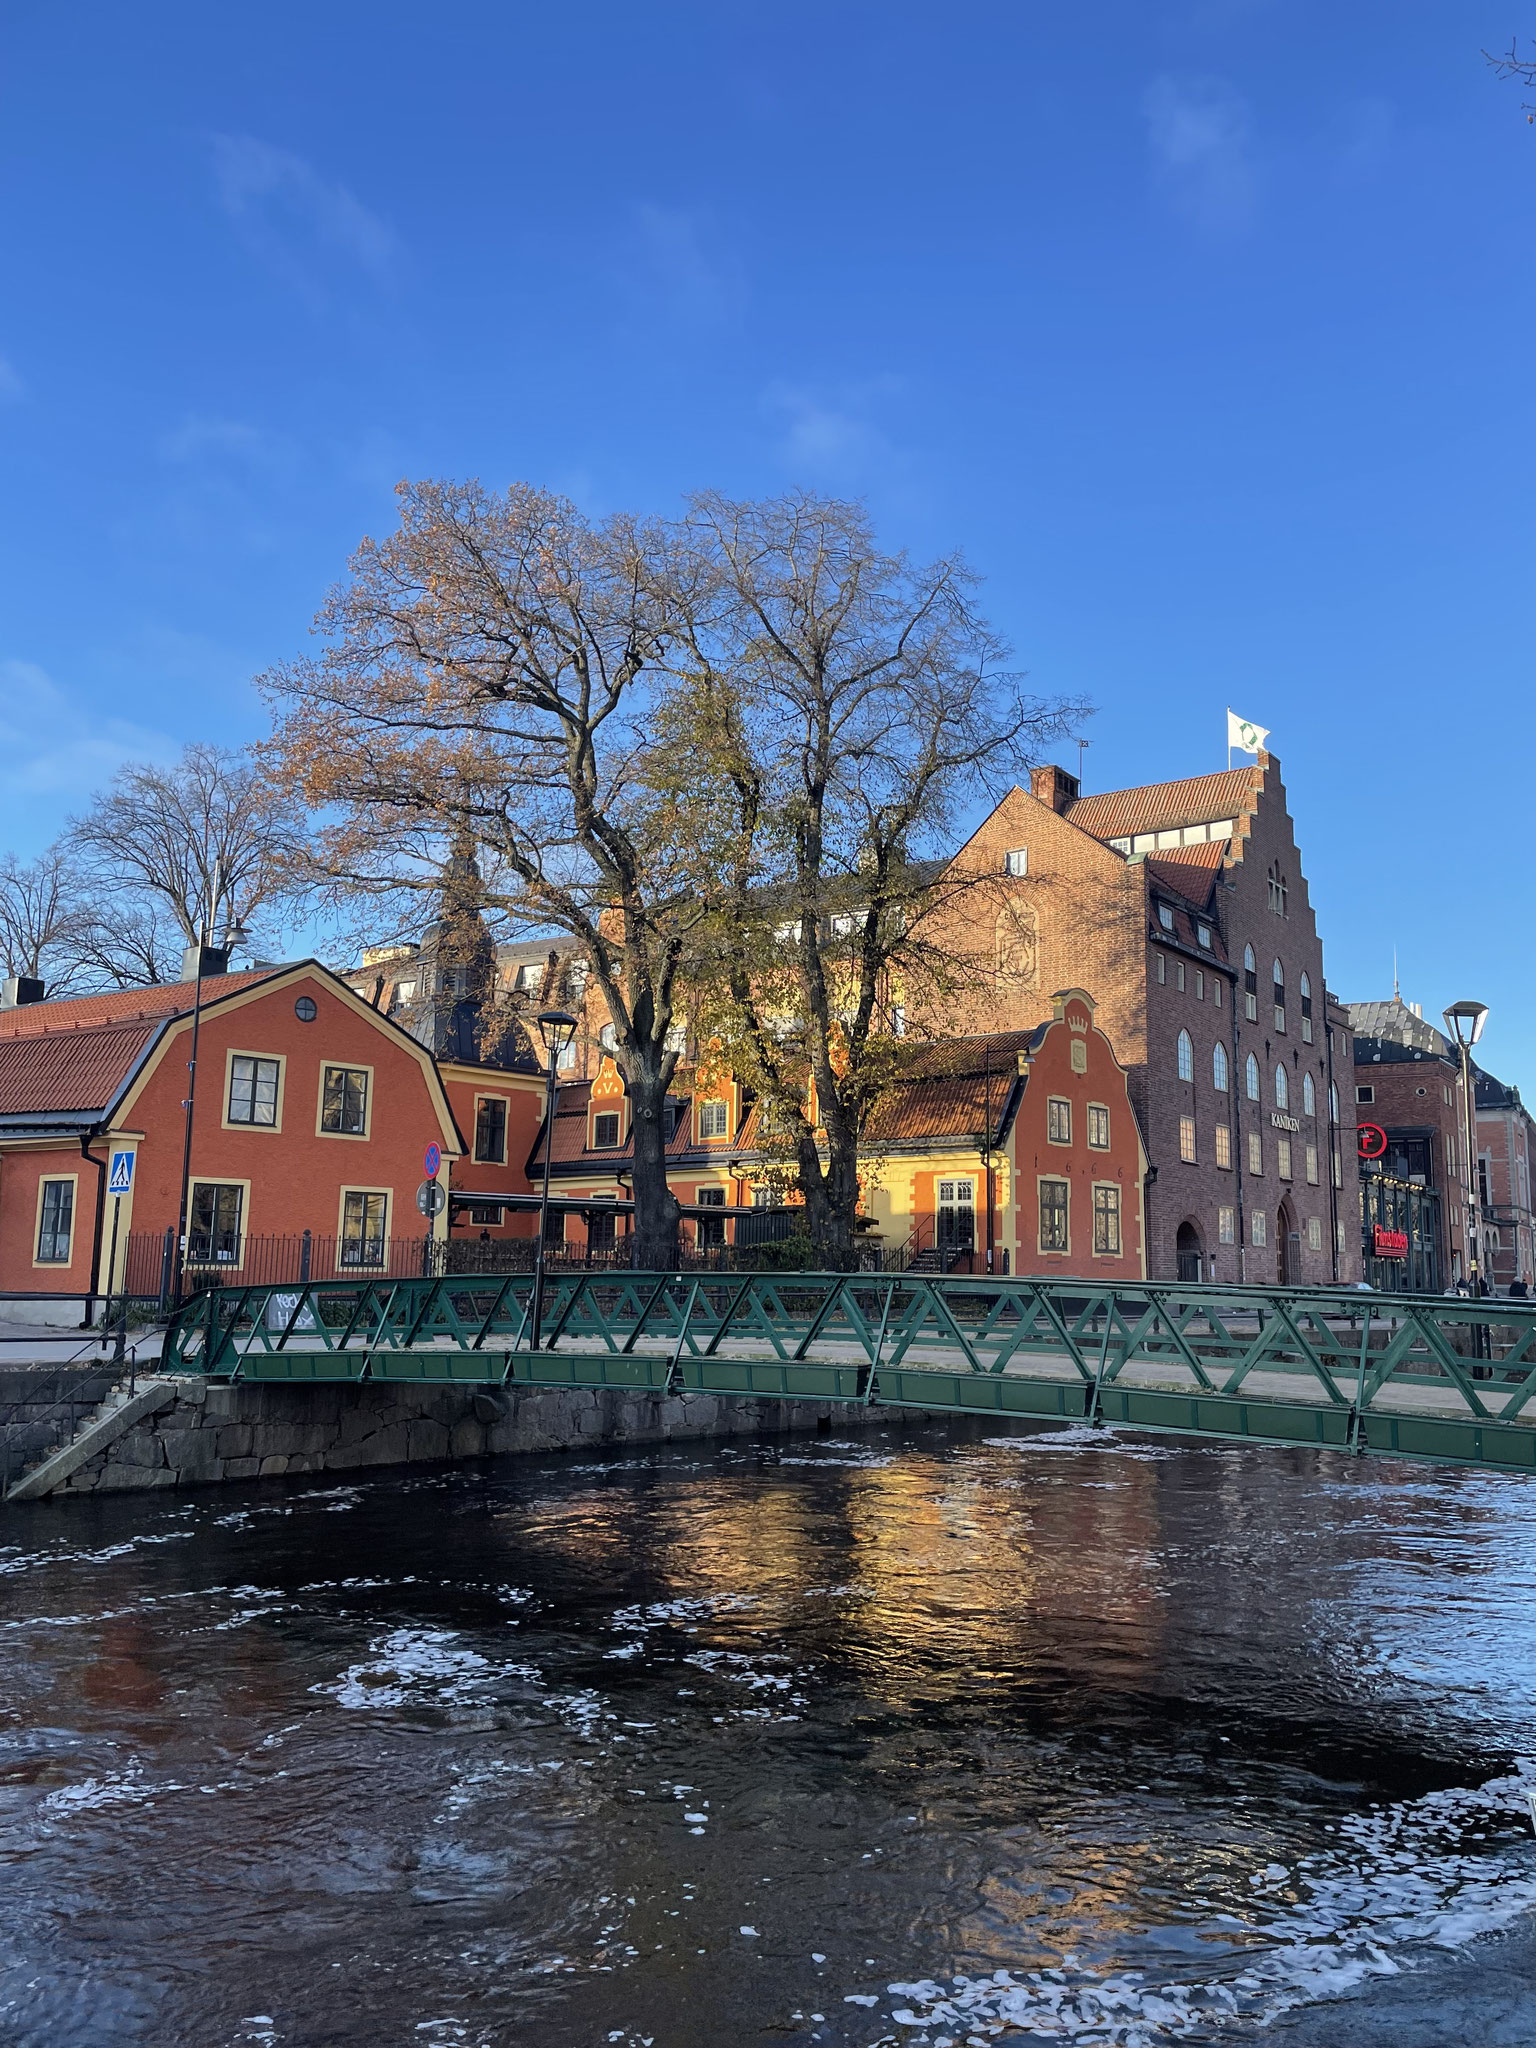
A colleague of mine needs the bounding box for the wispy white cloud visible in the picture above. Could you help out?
[158,414,297,469]
[1143,74,1256,232]
[0,660,176,843]
[209,135,398,286]
[628,203,743,325]
[763,377,907,486]
[0,356,23,402]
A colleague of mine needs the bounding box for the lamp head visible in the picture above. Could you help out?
[536,1008,578,1067]
[1442,1000,1489,1049]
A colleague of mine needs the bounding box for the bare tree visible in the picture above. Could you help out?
[667,491,1085,1265]
[1487,39,1536,119]
[67,743,303,961]
[260,479,706,1270]
[0,847,97,995]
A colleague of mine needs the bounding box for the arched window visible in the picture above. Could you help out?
[1243,944,1256,971]
[1303,1072,1316,1116]
[1273,958,1287,1031]
[1299,971,1311,1000]
[1177,1029,1194,1082]
[1299,970,1314,1041]
[1273,957,1285,987]
[1242,944,1258,1021]
[1213,1042,1229,1092]
[1274,1063,1289,1110]
[1329,1081,1339,1122]
[1246,1053,1260,1101]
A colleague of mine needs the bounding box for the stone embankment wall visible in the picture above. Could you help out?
[1,1364,127,1491]
[45,1378,857,1496]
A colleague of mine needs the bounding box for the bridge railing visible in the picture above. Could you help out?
[157,1273,1536,1472]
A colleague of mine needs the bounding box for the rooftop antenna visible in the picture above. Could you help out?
[1075,736,1089,787]
[1393,946,1400,1003]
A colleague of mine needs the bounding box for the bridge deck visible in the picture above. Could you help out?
[160,1273,1536,1473]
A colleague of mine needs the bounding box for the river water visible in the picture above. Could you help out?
[2,1417,1536,2047]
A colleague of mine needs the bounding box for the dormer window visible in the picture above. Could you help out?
[1158,905,1174,931]
[699,1099,730,1141]
[1004,848,1028,877]
[1197,923,1211,949]
[593,1111,622,1148]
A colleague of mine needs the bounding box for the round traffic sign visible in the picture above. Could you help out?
[1357,1122,1387,1161]
[424,1143,442,1178]
[416,1179,447,1218]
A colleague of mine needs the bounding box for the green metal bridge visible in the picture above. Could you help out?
[160,1271,1536,1475]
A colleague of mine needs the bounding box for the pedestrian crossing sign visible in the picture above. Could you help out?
[108,1151,135,1195]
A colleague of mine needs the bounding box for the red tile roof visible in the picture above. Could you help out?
[1065,768,1258,845]
[864,1072,1020,1146]
[0,971,275,1041]
[1144,846,1225,910]
[0,1018,164,1117]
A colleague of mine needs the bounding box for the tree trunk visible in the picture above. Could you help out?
[627,1052,680,1270]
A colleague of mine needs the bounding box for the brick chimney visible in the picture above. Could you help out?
[1030,764,1080,815]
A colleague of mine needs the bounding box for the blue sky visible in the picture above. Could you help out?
[1,3,1533,1073]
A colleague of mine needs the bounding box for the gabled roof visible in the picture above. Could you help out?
[0,1018,166,1123]
[0,970,276,1040]
[1065,767,1259,845]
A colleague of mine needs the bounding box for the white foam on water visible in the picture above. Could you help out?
[880,1765,1536,2044]
[316,1629,496,1711]
[38,1766,185,1818]
[0,1530,196,1577]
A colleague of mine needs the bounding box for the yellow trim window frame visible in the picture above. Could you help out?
[473,1093,510,1164]
[338,1187,390,1271]
[1091,1181,1122,1256]
[223,1048,285,1131]
[187,1179,250,1269]
[34,1173,79,1267]
[318,1061,374,1139]
[1038,1175,1070,1255]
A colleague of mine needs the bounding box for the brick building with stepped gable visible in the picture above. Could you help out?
[933,753,1360,1285]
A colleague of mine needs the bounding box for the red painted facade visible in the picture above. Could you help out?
[0,965,460,1297]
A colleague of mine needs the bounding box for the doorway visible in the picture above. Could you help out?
[1175,1219,1204,1283]
[1277,1197,1300,1285]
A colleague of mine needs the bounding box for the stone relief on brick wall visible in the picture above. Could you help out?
[995,900,1039,986]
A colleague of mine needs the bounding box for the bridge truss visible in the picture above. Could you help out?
[161,1272,1536,1474]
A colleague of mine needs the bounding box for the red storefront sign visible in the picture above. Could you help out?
[1373,1225,1409,1258]
[1358,1123,1388,1160]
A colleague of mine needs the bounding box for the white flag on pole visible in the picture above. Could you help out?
[1227,709,1269,755]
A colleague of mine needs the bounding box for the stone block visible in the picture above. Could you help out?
[215,1425,253,1459]
[98,1464,178,1491]
[65,1469,100,1491]
[111,1431,165,1469]
[224,1457,260,1479]
[405,1419,450,1461]
[168,1434,222,1483]
[201,1385,240,1420]
[450,1417,486,1458]
[175,1379,208,1406]
[259,1455,289,1476]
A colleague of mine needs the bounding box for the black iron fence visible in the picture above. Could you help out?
[115,1216,891,1314]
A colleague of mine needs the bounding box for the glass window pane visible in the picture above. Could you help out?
[37,1179,74,1262]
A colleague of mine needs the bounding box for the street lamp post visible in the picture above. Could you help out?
[169,863,246,1307]
[529,1009,578,1353]
[1443,1000,1489,1314]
